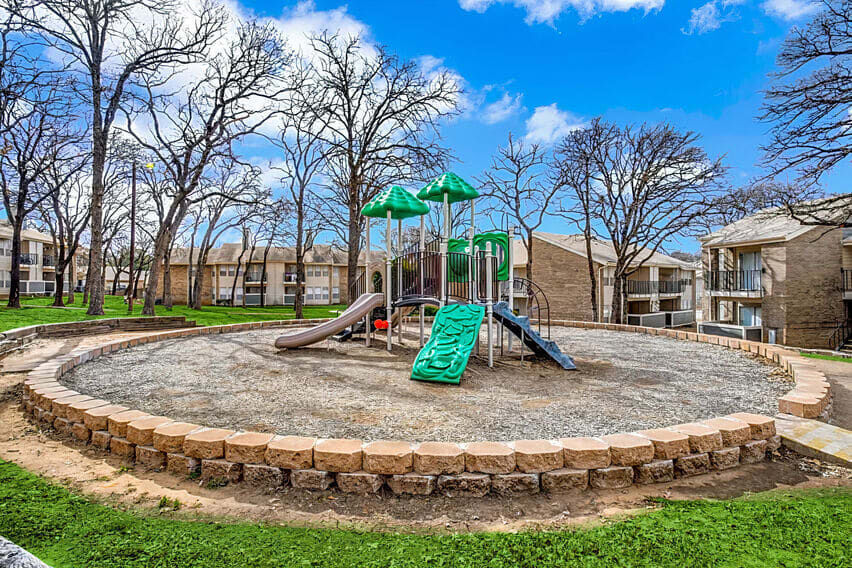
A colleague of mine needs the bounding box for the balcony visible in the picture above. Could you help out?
[283,273,299,284]
[42,255,55,267]
[708,270,763,297]
[843,269,852,299]
[244,272,267,284]
[622,280,685,296]
[16,253,38,265]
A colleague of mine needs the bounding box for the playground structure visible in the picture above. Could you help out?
[275,172,576,382]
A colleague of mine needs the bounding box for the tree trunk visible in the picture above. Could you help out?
[7,219,23,308]
[259,244,271,307]
[142,227,173,315]
[345,201,360,305]
[67,255,76,304]
[294,242,304,320]
[163,257,172,309]
[610,273,625,324]
[582,224,598,322]
[87,71,106,316]
[525,228,534,282]
[111,265,121,296]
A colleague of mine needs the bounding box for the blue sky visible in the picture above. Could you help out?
[230,0,849,252]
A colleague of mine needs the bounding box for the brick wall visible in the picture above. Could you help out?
[529,237,599,321]
[761,242,787,343]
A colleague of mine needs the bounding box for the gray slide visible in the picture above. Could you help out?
[275,293,385,349]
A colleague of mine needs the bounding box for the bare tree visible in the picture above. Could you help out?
[0,72,80,307]
[273,110,326,318]
[125,18,293,315]
[478,133,563,281]
[37,157,90,306]
[7,0,226,315]
[761,0,850,185]
[555,118,727,324]
[300,33,461,300]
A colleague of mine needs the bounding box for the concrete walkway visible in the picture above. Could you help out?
[805,357,852,431]
[776,414,851,467]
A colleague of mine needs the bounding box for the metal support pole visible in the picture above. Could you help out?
[386,210,392,352]
[365,216,371,347]
[486,241,494,368]
[419,214,425,347]
[469,198,475,303]
[127,162,136,313]
[507,226,514,351]
[440,192,449,306]
[474,245,480,356]
[397,218,403,346]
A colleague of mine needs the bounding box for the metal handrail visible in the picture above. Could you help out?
[708,270,762,293]
[842,269,852,292]
[829,319,852,351]
[501,276,551,340]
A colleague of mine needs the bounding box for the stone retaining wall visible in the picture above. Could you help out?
[18,317,828,498]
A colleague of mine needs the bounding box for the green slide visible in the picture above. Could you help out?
[411,304,485,384]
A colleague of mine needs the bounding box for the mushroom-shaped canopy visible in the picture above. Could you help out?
[417,172,479,204]
[361,185,430,220]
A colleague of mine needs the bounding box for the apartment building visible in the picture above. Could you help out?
[0,221,71,298]
[698,210,848,349]
[159,243,379,306]
[511,232,697,327]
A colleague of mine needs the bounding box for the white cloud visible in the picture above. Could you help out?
[682,0,745,35]
[459,0,665,25]
[482,92,524,124]
[760,0,820,21]
[524,103,584,144]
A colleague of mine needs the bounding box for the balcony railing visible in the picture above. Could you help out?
[842,269,852,292]
[708,270,762,294]
[42,255,55,266]
[244,272,267,283]
[284,273,298,283]
[622,280,685,295]
[16,253,38,265]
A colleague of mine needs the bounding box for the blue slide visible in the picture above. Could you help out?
[491,301,576,370]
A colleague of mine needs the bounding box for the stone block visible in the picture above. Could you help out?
[33,386,72,408]
[66,398,109,424]
[491,472,540,496]
[560,438,611,469]
[674,453,711,478]
[53,417,72,436]
[701,417,752,447]
[108,410,150,438]
[166,453,201,477]
[413,442,464,475]
[670,424,723,453]
[386,473,436,495]
[740,440,768,464]
[634,460,674,484]
[778,394,822,419]
[589,466,634,489]
[314,439,363,473]
[225,432,274,464]
[437,472,491,497]
[464,442,515,474]
[152,422,202,453]
[91,430,111,450]
[290,468,335,490]
[636,429,690,460]
[513,440,563,473]
[541,468,589,492]
[184,428,236,459]
[52,394,93,419]
[727,413,775,440]
[336,471,384,494]
[600,433,654,466]
[70,422,91,443]
[765,434,782,453]
[201,459,242,484]
[709,447,740,470]
[265,436,315,470]
[136,445,166,469]
[110,436,136,460]
[363,441,413,475]
[243,464,287,489]
[83,405,128,431]
[126,416,173,446]
[39,411,55,428]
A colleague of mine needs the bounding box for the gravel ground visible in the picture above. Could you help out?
[61,326,792,442]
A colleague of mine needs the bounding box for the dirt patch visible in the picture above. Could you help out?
[59,326,791,442]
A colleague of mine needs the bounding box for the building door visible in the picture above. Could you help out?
[738,252,761,290]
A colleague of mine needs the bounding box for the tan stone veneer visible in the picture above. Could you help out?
[18,316,816,498]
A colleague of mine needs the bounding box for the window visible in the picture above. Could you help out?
[307,267,314,277]
[333,267,340,279]
[219,266,227,276]
[322,267,329,277]
[322,286,329,300]
[228,265,236,276]
[306,287,315,300]
[332,286,339,300]
[739,305,762,327]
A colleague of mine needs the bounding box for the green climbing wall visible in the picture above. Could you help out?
[446,232,510,282]
[410,303,485,384]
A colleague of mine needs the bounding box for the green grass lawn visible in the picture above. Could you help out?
[0,295,347,333]
[802,352,852,364]
[0,460,849,568]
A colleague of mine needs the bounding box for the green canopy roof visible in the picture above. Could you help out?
[360,185,430,220]
[417,172,478,204]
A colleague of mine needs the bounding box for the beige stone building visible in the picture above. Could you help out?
[160,243,381,306]
[511,232,697,327]
[0,221,72,297]
[699,211,849,349]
